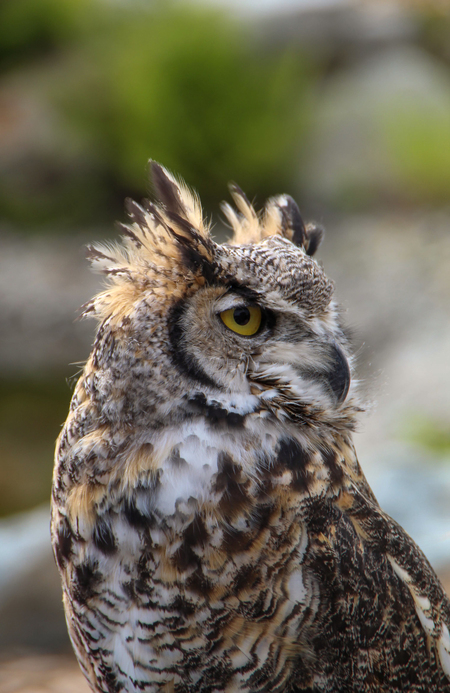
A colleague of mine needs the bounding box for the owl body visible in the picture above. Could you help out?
[52,164,450,692]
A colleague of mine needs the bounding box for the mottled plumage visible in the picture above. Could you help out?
[51,163,450,692]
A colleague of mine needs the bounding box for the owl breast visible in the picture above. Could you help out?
[58,416,317,693]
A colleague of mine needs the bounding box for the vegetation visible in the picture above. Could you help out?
[0,375,72,516]
[0,0,315,229]
[402,415,450,460]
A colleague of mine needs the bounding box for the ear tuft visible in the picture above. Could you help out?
[150,161,184,217]
[149,161,207,236]
[305,224,324,257]
[278,195,306,248]
[224,183,260,244]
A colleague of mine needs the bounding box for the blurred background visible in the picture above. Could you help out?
[0,0,449,688]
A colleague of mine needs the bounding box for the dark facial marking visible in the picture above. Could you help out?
[223,283,262,304]
[168,300,222,389]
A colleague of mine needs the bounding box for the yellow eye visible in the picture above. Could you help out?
[219,305,262,336]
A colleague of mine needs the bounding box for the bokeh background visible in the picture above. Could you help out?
[1,0,450,688]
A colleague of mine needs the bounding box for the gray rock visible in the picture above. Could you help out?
[0,654,89,692]
[0,506,71,654]
[0,232,100,375]
[303,45,450,207]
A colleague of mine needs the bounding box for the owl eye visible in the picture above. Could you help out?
[219,305,262,336]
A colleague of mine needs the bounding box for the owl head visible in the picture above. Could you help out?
[81,163,355,439]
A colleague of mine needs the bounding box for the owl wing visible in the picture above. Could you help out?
[296,485,450,691]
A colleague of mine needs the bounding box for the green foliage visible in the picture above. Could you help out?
[0,375,72,516]
[419,10,450,71]
[0,0,91,69]
[56,2,313,215]
[401,415,450,460]
[0,0,315,229]
[383,101,450,205]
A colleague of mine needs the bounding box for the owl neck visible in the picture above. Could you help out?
[104,412,362,528]
[55,377,363,544]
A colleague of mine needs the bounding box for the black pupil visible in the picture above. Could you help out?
[233,307,251,326]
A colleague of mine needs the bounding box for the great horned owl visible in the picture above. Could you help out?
[51,163,450,692]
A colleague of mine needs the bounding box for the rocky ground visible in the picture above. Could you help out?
[0,655,89,693]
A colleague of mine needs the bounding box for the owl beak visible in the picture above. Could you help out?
[325,343,350,404]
